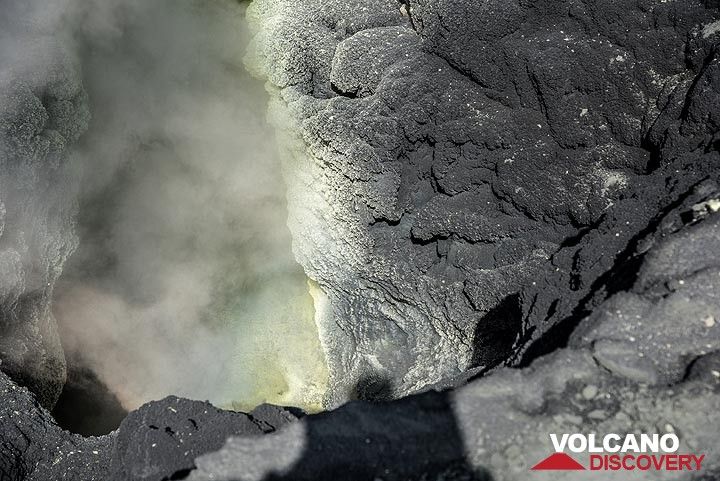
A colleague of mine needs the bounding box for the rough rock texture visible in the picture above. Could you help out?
[0,372,303,481]
[2,0,720,480]
[188,358,720,481]
[110,399,303,481]
[572,215,720,386]
[4,208,720,480]
[182,180,720,481]
[246,0,720,404]
[0,366,109,481]
[0,10,90,408]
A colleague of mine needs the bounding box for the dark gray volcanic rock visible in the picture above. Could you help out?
[3,180,720,479]
[0,367,109,481]
[177,210,720,481]
[2,0,720,480]
[8,143,714,480]
[110,398,303,481]
[188,354,720,481]
[571,214,720,386]
[0,376,304,481]
[4,249,720,481]
[0,11,90,408]
[247,0,720,405]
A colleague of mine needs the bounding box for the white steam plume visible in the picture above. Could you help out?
[9,0,330,411]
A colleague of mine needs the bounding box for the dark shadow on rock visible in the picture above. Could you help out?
[259,389,493,481]
[52,363,128,436]
[352,372,395,402]
[517,176,712,368]
[471,293,522,371]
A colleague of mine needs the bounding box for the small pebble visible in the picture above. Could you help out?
[588,410,606,420]
[582,385,598,400]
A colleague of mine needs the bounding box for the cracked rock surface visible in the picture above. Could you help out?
[178,162,720,481]
[2,0,720,480]
[246,0,720,404]
[4,207,720,479]
[0,371,303,481]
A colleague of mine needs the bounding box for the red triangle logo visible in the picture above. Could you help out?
[531,452,586,470]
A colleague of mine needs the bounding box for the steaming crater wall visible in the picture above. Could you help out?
[0,0,334,416]
[246,0,720,405]
[1,0,720,480]
[0,18,89,408]
[0,0,331,415]
[50,0,330,412]
[4,209,720,480]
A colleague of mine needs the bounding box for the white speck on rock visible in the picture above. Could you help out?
[582,385,598,400]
